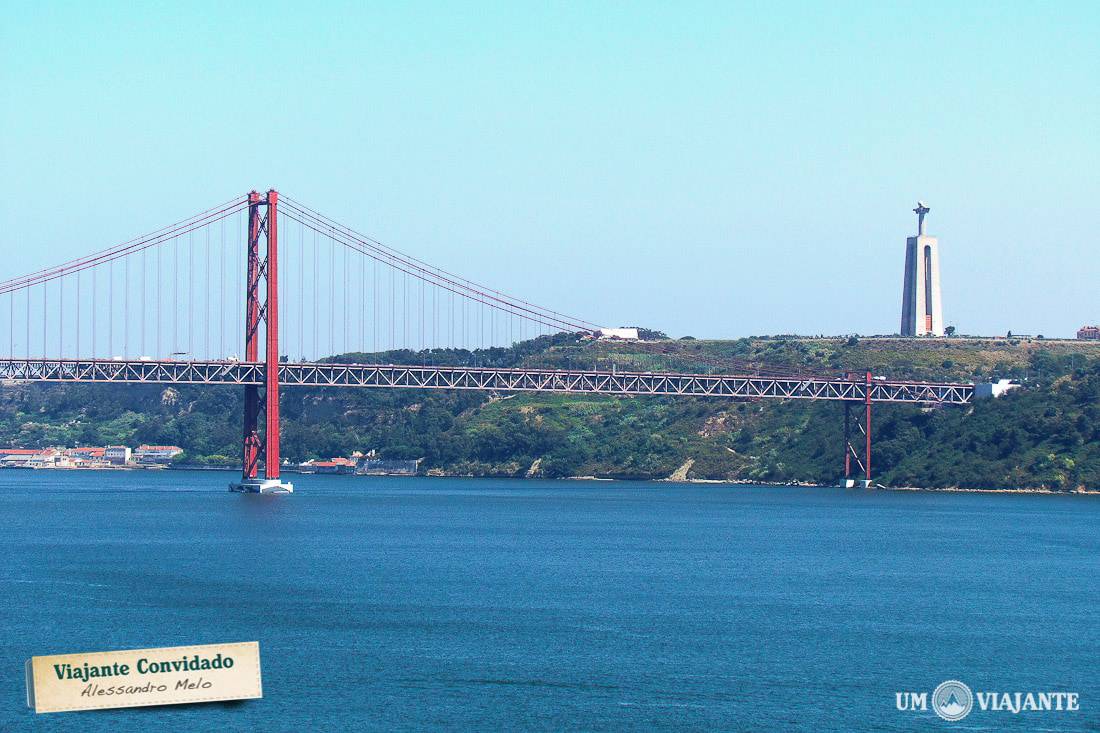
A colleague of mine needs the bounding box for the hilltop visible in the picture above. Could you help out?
[1,334,1099,491]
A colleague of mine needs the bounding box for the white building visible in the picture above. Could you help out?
[0,448,59,468]
[133,445,183,464]
[899,202,944,336]
[105,445,132,465]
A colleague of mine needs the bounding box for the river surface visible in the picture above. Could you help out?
[0,470,1097,731]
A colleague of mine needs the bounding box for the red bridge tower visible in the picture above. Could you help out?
[230,190,292,494]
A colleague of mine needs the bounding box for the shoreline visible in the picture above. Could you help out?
[879,484,1100,496]
[5,464,1095,495]
[658,477,1100,495]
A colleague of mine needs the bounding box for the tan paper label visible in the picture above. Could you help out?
[26,641,261,713]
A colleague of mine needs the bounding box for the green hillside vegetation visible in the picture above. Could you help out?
[1,335,1098,491]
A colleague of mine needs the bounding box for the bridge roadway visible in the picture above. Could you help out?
[0,358,973,405]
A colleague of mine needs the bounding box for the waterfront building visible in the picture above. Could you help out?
[64,447,111,469]
[299,457,357,474]
[133,445,183,464]
[105,445,132,464]
[67,447,106,460]
[0,448,67,468]
[0,448,58,468]
[899,202,944,336]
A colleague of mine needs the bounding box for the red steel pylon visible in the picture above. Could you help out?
[241,190,281,482]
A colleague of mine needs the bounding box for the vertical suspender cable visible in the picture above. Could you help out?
[329,237,335,357]
[91,266,96,358]
[373,257,377,352]
[299,223,304,359]
[188,231,193,356]
[359,248,365,352]
[313,229,318,360]
[124,257,129,356]
[343,246,349,354]
[219,216,226,358]
[205,226,210,359]
[173,236,178,353]
[108,261,113,356]
[141,248,147,356]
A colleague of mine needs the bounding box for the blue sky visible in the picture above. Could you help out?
[1,1,1097,339]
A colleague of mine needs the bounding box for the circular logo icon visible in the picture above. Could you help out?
[932,680,973,721]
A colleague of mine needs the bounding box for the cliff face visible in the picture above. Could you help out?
[0,336,1098,490]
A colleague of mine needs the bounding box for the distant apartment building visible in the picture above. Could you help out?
[133,445,183,464]
[1077,325,1100,340]
[105,445,132,464]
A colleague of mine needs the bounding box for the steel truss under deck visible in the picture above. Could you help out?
[0,359,973,405]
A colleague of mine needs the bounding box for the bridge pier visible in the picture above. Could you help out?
[841,371,873,488]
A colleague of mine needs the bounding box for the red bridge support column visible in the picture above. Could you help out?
[231,189,291,494]
[242,191,263,480]
[264,190,281,480]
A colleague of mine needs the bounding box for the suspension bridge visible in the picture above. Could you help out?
[0,190,973,492]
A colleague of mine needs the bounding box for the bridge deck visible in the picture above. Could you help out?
[0,359,973,405]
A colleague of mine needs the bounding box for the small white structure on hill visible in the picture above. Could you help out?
[974,380,1020,399]
[596,327,640,341]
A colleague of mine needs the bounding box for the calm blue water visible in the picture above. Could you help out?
[1,471,1097,731]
